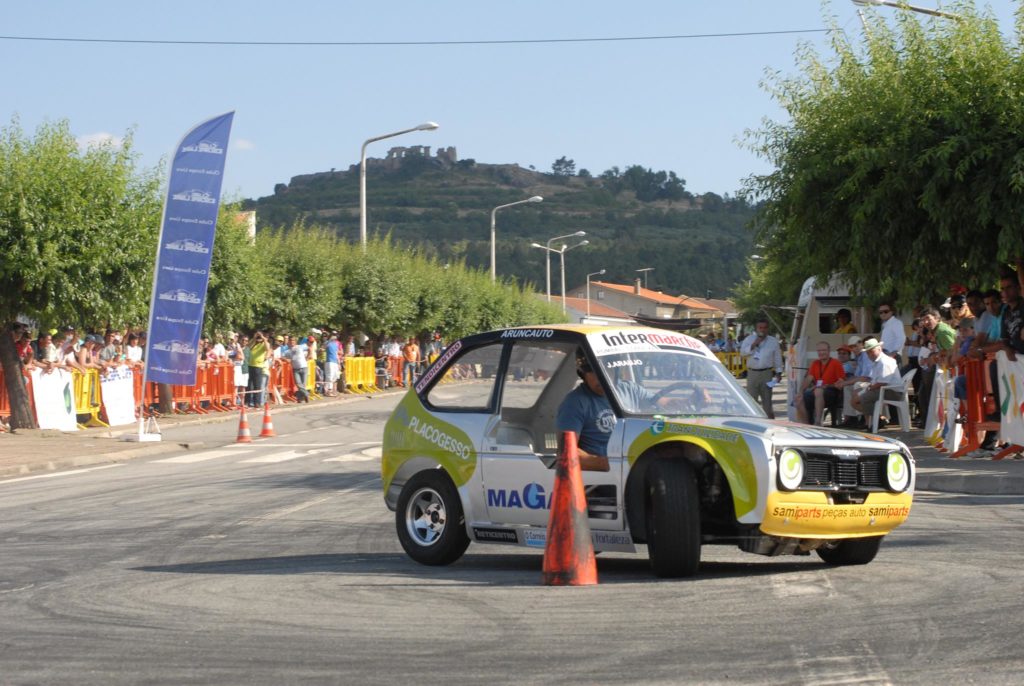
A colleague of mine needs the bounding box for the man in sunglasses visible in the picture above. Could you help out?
[878,302,906,368]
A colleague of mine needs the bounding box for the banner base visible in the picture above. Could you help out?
[120,416,162,443]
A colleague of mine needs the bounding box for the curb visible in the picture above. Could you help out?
[0,389,403,482]
[916,466,1024,496]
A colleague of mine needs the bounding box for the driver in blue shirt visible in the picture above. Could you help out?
[557,352,666,472]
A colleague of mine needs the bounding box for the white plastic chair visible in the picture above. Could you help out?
[871,368,917,432]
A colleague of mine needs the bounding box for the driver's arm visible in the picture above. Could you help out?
[576,448,610,472]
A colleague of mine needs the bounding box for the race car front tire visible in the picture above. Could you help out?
[396,470,470,566]
[816,535,883,566]
[645,459,701,578]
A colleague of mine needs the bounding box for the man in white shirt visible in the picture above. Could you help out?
[851,337,903,429]
[878,302,906,367]
[740,319,783,418]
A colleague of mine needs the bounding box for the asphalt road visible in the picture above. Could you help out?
[1,395,1022,685]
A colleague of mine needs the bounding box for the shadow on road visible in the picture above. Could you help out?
[133,551,829,586]
[228,472,380,492]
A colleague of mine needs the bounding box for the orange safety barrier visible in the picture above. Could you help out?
[0,367,34,423]
[951,354,1021,460]
[388,356,403,386]
[208,361,236,411]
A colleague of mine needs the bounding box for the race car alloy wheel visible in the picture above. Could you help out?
[816,536,883,566]
[396,470,470,566]
[645,459,701,578]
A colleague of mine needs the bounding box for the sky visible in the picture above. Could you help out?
[4,1,1020,202]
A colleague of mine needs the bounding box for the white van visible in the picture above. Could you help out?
[785,276,885,421]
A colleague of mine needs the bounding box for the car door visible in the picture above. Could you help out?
[480,339,624,531]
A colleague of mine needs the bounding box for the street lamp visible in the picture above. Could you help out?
[531,231,586,301]
[635,267,654,290]
[359,121,438,250]
[490,195,542,282]
[586,269,606,317]
[559,240,589,314]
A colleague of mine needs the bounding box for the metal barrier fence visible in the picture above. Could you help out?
[715,352,747,379]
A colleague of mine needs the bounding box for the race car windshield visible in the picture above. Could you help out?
[595,350,764,418]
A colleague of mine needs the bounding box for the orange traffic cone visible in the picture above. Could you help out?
[236,406,253,443]
[258,403,276,438]
[541,431,598,586]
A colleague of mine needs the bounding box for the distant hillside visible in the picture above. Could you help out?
[241,148,755,298]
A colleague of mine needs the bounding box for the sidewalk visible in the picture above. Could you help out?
[0,391,389,481]
[2,393,1023,495]
[885,425,1024,496]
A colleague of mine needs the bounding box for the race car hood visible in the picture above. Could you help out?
[657,416,908,452]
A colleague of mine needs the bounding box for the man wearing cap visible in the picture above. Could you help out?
[878,302,906,367]
[739,319,784,418]
[851,338,903,429]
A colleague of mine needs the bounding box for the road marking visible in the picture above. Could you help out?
[154,449,253,464]
[770,571,837,599]
[792,640,893,685]
[240,448,330,463]
[323,453,378,462]
[0,463,123,484]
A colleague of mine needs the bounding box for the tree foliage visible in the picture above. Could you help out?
[744,1,1024,306]
[0,118,163,328]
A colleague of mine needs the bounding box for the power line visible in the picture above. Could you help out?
[0,28,831,48]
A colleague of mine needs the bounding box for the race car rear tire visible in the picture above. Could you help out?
[816,536,883,566]
[645,459,701,578]
[396,470,470,566]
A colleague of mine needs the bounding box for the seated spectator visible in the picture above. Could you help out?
[851,338,903,430]
[834,308,857,334]
[836,336,872,428]
[836,345,855,376]
[796,342,845,426]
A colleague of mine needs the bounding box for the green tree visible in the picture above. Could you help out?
[744,1,1024,305]
[0,118,162,428]
[551,156,576,177]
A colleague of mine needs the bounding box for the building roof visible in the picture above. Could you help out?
[551,295,632,319]
[591,281,722,313]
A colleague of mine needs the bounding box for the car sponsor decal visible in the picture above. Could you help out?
[472,527,519,543]
[520,528,635,552]
[760,490,913,537]
[588,329,709,357]
[486,482,550,510]
[380,394,477,488]
[500,328,554,339]
[414,339,462,393]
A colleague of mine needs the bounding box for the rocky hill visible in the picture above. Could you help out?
[241,146,755,298]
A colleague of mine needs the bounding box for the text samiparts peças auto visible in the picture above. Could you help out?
[381,325,915,577]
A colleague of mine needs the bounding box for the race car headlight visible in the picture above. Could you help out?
[884,451,911,492]
[777,449,804,491]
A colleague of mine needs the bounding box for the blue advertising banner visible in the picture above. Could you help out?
[145,112,234,386]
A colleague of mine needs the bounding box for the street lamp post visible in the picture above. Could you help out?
[531,231,586,301]
[586,269,606,317]
[635,267,654,290]
[359,122,438,251]
[490,196,542,282]
[559,240,589,314]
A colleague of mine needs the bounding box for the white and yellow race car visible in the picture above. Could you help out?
[382,325,914,577]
